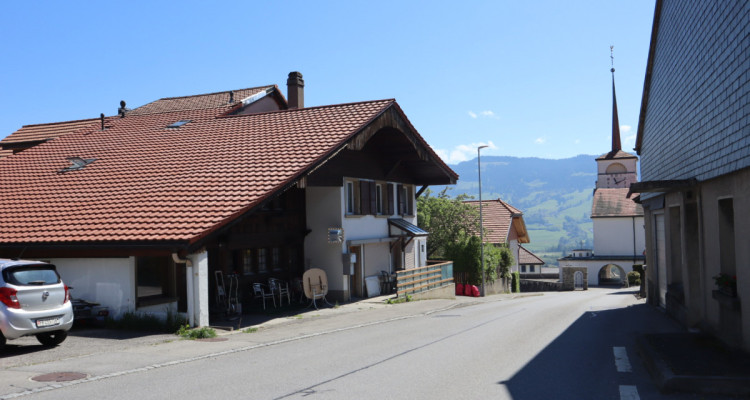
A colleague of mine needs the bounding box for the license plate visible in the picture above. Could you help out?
[36,317,60,328]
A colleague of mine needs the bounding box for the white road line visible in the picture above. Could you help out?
[613,346,632,372]
[619,385,640,400]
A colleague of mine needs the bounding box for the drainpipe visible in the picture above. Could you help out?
[172,253,194,327]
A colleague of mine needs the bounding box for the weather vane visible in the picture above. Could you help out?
[610,45,615,73]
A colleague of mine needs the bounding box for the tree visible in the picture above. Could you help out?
[445,235,513,286]
[417,188,479,258]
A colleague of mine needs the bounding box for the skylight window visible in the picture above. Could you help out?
[59,157,96,173]
[167,120,191,128]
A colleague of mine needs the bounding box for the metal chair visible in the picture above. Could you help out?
[269,278,291,306]
[252,283,276,310]
[380,270,395,294]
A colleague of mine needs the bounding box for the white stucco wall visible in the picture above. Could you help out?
[363,242,391,276]
[593,216,645,257]
[51,257,135,319]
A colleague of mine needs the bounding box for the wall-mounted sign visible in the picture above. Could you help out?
[328,227,344,244]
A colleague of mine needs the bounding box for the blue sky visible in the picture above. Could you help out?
[0,1,655,162]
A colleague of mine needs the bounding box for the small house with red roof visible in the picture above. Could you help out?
[463,198,537,274]
[0,72,457,327]
[518,245,545,274]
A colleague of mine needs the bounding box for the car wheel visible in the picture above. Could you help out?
[36,331,67,346]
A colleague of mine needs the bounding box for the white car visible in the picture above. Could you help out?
[0,259,74,348]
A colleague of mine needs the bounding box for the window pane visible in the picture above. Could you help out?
[258,248,268,274]
[243,249,254,275]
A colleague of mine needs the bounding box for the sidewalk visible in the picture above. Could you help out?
[636,332,750,397]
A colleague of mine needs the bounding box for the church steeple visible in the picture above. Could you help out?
[610,46,622,153]
[595,46,638,189]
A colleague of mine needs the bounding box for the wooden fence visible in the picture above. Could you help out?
[396,261,453,298]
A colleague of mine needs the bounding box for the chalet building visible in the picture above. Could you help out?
[629,1,749,350]
[0,72,457,327]
[558,59,646,286]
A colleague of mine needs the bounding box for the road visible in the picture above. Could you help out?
[0,288,729,399]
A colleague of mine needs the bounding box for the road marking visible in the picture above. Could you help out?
[613,346,632,372]
[619,385,640,400]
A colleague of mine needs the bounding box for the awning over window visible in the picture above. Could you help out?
[388,218,428,237]
[627,178,697,198]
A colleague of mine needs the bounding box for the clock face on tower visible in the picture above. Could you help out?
[613,177,625,185]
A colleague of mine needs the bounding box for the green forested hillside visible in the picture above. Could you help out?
[432,155,597,267]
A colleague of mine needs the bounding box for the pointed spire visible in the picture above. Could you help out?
[610,46,622,152]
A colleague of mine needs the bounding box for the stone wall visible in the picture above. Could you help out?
[520,279,561,292]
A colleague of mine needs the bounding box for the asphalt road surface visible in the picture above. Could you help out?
[0,288,733,399]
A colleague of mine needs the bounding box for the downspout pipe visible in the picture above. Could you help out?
[172,253,194,327]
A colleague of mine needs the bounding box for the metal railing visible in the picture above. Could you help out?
[395,261,453,297]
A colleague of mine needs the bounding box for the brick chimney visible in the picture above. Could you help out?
[286,71,304,109]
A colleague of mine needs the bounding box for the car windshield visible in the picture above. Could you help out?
[3,265,61,286]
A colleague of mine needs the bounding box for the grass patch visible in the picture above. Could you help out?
[385,294,413,304]
[243,327,259,333]
[176,325,217,339]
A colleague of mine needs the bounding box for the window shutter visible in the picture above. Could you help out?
[406,186,413,215]
[387,183,394,215]
[360,180,370,215]
[369,181,377,215]
[397,184,405,215]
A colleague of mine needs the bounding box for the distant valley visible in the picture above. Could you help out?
[431,155,599,267]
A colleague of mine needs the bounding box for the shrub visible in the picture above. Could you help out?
[627,271,641,286]
[511,271,521,293]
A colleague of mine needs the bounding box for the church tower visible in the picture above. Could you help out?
[558,47,645,287]
[595,56,639,189]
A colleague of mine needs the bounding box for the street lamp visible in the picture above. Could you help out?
[477,145,489,297]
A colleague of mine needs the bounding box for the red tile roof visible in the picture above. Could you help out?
[0,86,279,159]
[464,198,529,244]
[129,86,278,115]
[591,188,644,217]
[0,99,408,244]
[518,245,544,265]
[1,118,110,159]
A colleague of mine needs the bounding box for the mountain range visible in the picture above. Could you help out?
[431,155,601,267]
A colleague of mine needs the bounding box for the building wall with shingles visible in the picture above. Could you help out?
[639,1,750,184]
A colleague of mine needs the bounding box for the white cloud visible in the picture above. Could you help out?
[535,137,546,144]
[621,125,636,149]
[436,141,498,164]
[467,110,499,120]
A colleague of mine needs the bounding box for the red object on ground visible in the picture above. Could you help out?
[455,283,464,296]
[464,284,473,296]
[471,285,480,297]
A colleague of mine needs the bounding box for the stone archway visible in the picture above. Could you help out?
[598,264,626,286]
[574,271,584,290]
